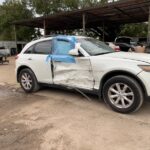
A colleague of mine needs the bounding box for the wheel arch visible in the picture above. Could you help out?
[17,65,34,82]
[99,70,147,98]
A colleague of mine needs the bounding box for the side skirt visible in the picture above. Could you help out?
[39,83,99,96]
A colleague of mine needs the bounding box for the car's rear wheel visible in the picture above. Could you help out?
[103,75,144,114]
[19,68,40,93]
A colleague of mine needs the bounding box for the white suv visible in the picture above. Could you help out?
[16,36,150,113]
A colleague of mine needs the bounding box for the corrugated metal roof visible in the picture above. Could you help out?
[13,0,150,30]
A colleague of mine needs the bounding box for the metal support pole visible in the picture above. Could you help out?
[14,25,18,54]
[148,7,150,45]
[82,13,86,35]
[43,19,46,37]
[103,22,105,42]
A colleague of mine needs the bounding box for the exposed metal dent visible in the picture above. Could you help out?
[53,58,94,90]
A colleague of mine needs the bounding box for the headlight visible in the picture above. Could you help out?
[138,65,150,72]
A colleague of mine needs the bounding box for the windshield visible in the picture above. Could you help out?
[78,38,114,56]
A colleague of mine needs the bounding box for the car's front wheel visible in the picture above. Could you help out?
[103,75,144,114]
[19,68,40,93]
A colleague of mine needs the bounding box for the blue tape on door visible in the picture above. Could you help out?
[46,55,52,63]
[52,55,76,63]
[46,54,76,63]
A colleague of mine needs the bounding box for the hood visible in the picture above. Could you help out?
[106,52,150,64]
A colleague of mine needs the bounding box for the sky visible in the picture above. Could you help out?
[0,0,5,4]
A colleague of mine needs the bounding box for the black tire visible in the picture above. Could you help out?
[19,68,40,93]
[102,75,144,114]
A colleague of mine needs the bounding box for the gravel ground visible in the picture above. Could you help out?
[0,57,150,150]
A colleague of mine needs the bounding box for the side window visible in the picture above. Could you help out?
[55,40,72,55]
[34,40,52,54]
[24,45,34,54]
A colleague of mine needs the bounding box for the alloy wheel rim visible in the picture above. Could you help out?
[21,73,33,90]
[108,83,134,109]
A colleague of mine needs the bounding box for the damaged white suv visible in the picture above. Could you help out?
[16,36,150,113]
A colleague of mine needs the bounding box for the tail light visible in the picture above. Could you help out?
[115,46,120,52]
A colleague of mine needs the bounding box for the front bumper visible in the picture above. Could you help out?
[138,71,150,97]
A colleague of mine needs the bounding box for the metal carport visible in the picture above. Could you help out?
[13,0,150,42]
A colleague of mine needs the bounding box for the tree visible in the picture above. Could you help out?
[119,23,148,37]
[0,0,35,41]
[28,0,109,15]
[0,0,148,41]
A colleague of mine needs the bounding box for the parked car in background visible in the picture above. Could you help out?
[115,36,147,53]
[0,47,11,56]
[138,37,147,46]
[105,42,120,52]
[114,36,136,52]
[0,47,10,64]
[16,35,150,114]
[145,45,150,53]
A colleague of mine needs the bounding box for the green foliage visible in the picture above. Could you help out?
[119,23,148,37]
[28,0,72,15]
[0,0,148,41]
[0,0,35,41]
[28,0,109,15]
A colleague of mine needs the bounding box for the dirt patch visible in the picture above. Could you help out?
[1,86,150,150]
[1,58,150,150]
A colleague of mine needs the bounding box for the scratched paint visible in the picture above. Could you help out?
[53,58,94,90]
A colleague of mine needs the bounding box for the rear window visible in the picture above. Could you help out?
[34,40,52,54]
[24,45,34,54]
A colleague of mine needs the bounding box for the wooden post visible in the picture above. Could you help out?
[43,19,46,37]
[14,25,18,54]
[103,22,105,42]
[82,13,86,35]
[148,7,150,45]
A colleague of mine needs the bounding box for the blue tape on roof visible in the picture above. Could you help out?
[56,35,77,44]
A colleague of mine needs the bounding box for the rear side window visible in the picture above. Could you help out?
[24,45,34,54]
[34,40,52,54]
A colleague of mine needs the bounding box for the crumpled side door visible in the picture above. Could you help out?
[48,36,94,90]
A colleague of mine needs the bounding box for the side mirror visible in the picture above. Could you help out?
[69,48,79,56]
[68,43,81,56]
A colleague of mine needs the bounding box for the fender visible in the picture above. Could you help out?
[99,70,147,98]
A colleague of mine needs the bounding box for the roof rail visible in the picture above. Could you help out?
[31,34,65,41]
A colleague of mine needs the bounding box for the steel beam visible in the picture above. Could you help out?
[14,25,18,54]
[114,6,141,22]
[103,22,105,42]
[148,7,150,45]
[82,13,86,35]
[43,19,46,36]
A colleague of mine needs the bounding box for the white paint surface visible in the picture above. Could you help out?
[53,57,94,90]
[16,36,150,96]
